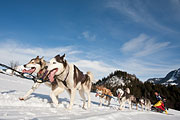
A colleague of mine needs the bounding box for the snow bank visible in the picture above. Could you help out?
[0,73,180,120]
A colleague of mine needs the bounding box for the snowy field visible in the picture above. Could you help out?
[0,73,180,120]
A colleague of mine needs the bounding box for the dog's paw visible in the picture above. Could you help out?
[67,106,72,110]
[19,97,25,101]
[82,107,87,110]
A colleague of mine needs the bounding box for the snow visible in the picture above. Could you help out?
[0,73,180,120]
[105,76,125,87]
[169,83,178,86]
[167,79,175,82]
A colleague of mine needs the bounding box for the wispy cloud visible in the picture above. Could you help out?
[106,0,175,33]
[114,57,180,81]
[121,34,170,57]
[81,31,96,41]
[170,0,180,10]
[0,40,116,80]
[121,34,148,52]
[0,40,82,65]
[170,0,180,20]
[118,33,176,81]
[74,59,116,80]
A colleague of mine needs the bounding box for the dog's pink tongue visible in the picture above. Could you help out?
[48,69,57,82]
[22,68,35,74]
[118,93,121,98]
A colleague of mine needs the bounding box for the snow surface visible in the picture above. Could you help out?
[0,73,180,120]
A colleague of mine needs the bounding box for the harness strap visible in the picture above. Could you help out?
[0,63,23,75]
[0,63,48,83]
[61,71,69,88]
[55,65,69,88]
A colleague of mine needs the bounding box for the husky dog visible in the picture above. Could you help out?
[19,56,58,100]
[116,88,136,110]
[95,86,113,107]
[138,98,151,111]
[45,54,94,110]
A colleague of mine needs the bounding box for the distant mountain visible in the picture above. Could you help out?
[95,70,138,87]
[147,68,180,87]
[92,70,140,93]
[92,69,180,110]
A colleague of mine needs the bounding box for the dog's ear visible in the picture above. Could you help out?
[40,56,44,62]
[55,54,61,62]
[36,56,39,59]
[61,54,65,59]
[41,56,44,60]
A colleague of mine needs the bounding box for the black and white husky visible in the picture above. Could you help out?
[19,56,58,100]
[46,54,94,110]
[138,98,151,111]
[116,88,136,110]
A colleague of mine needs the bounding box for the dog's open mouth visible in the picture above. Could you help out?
[22,67,36,74]
[48,68,58,82]
[118,93,121,98]
[95,93,99,97]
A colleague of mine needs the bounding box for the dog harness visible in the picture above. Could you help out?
[55,65,70,88]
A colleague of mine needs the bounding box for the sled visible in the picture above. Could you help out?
[151,100,168,114]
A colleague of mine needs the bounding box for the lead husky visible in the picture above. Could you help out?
[46,54,93,110]
[19,56,58,100]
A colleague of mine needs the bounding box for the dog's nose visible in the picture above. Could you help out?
[44,66,48,69]
[24,65,26,67]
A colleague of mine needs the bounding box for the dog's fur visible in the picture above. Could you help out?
[138,98,151,111]
[116,88,136,110]
[19,56,58,100]
[95,86,113,107]
[46,54,93,110]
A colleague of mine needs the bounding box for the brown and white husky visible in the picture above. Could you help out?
[45,54,94,110]
[19,56,58,100]
[95,86,113,107]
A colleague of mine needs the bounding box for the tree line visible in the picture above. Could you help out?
[92,70,180,110]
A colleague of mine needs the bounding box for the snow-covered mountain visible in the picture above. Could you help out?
[0,73,180,119]
[95,70,138,89]
[147,68,180,87]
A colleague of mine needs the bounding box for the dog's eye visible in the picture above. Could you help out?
[53,62,56,64]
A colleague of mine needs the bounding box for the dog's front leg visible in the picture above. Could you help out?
[79,89,86,109]
[129,101,132,110]
[107,98,111,106]
[119,98,125,110]
[50,87,64,107]
[19,82,41,100]
[141,104,143,111]
[136,103,138,110]
[87,91,91,108]
[99,97,103,107]
[68,89,76,110]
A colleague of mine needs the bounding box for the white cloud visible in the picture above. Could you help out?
[0,40,116,81]
[82,31,96,41]
[0,40,81,65]
[121,34,170,57]
[134,40,170,57]
[115,58,180,81]
[74,60,116,81]
[121,34,148,52]
[106,0,175,33]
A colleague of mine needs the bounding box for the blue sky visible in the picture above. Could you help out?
[0,0,180,81]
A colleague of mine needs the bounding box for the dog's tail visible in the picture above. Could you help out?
[87,71,94,83]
